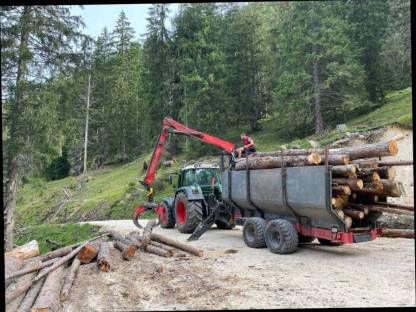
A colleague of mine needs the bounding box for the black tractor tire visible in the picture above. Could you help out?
[298,235,315,244]
[317,238,344,246]
[243,217,266,248]
[159,201,175,229]
[264,219,298,254]
[174,192,203,234]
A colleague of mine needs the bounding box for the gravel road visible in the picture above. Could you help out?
[62,219,416,311]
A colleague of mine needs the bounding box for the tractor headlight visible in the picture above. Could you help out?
[331,226,338,233]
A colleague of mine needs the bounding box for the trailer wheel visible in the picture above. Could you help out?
[174,193,203,234]
[243,217,266,248]
[298,235,315,244]
[159,201,175,229]
[317,238,344,246]
[265,219,298,254]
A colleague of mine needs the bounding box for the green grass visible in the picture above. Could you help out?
[16,87,412,228]
[346,87,412,131]
[15,223,100,254]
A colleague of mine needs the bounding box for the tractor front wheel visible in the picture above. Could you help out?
[174,192,203,234]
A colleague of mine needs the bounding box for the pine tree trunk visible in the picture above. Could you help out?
[83,73,91,174]
[313,45,324,135]
[4,6,31,251]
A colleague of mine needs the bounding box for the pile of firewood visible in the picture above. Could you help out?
[235,140,414,237]
[5,222,203,311]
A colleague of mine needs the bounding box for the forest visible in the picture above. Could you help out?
[1,1,411,249]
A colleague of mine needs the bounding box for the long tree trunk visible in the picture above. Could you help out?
[313,45,323,135]
[83,73,91,174]
[4,6,31,251]
[31,265,65,312]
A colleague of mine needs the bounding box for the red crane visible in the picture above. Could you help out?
[133,117,235,228]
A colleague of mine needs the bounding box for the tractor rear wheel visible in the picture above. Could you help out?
[174,192,203,234]
[159,201,175,229]
[243,217,266,248]
[264,219,298,254]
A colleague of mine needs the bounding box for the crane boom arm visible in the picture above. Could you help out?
[143,117,235,187]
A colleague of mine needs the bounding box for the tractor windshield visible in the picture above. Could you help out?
[195,168,221,186]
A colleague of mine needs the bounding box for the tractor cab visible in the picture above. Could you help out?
[177,162,222,200]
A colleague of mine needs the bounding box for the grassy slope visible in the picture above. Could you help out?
[16,88,412,229]
[16,223,101,254]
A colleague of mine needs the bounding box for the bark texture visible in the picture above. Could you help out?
[5,240,40,259]
[5,256,25,286]
[234,154,321,170]
[60,258,80,301]
[150,233,203,257]
[40,247,72,262]
[6,257,41,311]
[97,241,111,272]
[31,265,65,312]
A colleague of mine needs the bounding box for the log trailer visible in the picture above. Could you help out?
[133,117,382,254]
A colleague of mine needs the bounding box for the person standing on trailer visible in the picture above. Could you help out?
[236,132,256,158]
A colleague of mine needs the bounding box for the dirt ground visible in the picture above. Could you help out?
[63,220,415,311]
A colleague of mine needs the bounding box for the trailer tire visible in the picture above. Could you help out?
[159,201,175,229]
[317,238,344,246]
[298,235,315,244]
[174,193,203,234]
[243,217,266,248]
[265,219,298,254]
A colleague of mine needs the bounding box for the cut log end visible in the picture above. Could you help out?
[307,153,322,165]
[122,246,137,260]
[388,140,398,156]
[98,259,110,272]
[356,179,364,189]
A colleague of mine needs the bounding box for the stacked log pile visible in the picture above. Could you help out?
[5,228,203,310]
[235,140,414,237]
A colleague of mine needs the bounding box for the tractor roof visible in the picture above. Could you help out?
[181,162,219,171]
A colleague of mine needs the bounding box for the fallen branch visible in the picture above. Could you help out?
[16,267,49,312]
[113,240,137,260]
[150,233,203,257]
[31,264,65,312]
[145,245,172,258]
[5,240,39,259]
[380,228,414,238]
[40,247,72,262]
[97,241,111,272]
[60,258,81,302]
[6,234,108,303]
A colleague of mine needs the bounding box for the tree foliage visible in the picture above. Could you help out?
[1,2,411,247]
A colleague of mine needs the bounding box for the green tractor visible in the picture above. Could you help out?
[159,162,235,234]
